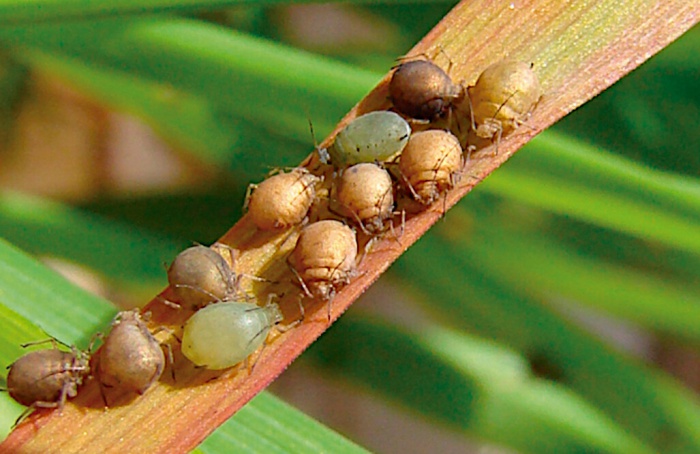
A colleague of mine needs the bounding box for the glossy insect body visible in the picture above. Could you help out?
[97,310,164,395]
[399,130,463,205]
[167,245,236,309]
[468,60,542,139]
[389,60,463,121]
[288,220,358,300]
[181,301,283,370]
[331,163,394,233]
[326,111,411,167]
[247,168,320,231]
[6,346,90,413]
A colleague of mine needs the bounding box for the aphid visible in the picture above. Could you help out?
[246,168,320,231]
[5,341,90,423]
[324,111,411,167]
[389,59,463,121]
[96,310,165,398]
[181,300,283,370]
[166,244,238,310]
[399,129,463,205]
[468,60,542,140]
[330,163,394,234]
[288,220,358,302]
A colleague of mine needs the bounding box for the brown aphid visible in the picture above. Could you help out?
[389,60,463,121]
[96,310,165,398]
[6,342,90,423]
[468,60,542,140]
[288,220,358,302]
[331,163,394,234]
[167,244,237,309]
[246,168,320,230]
[399,129,463,205]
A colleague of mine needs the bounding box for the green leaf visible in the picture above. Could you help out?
[391,228,700,453]
[306,315,657,454]
[199,391,369,453]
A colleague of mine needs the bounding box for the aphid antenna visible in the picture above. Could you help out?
[308,118,331,165]
[243,182,258,212]
[20,337,65,350]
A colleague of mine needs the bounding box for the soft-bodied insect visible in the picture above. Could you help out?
[468,60,542,141]
[399,129,463,206]
[246,168,320,231]
[322,111,411,167]
[330,163,395,234]
[4,340,90,424]
[181,300,283,370]
[95,310,168,402]
[389,59,464,121]
[166,244,238,310]
[288,220,358,309]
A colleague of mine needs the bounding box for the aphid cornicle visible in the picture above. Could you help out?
[389,59,463,121]
[468,60,542,140]
[288,220,358,301]
[181,301,283,370]
[5,342,90,421]
[331,163,394,233]
[167,244,237,309]
[325,111,411,167]
[247,168,320,231]
[399,129,463,205]
[96,310,165,397]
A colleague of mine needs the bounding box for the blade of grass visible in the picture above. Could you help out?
[482,131,700,256]
[392,229,700,452]
[199,391,369,454]
[0,17,380,143]
[2,1,697,452]
[304,315,656,454]
[0,190,184,291]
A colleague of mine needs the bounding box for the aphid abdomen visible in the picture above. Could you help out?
[288,220,358,299]
[181,301,282,370]
[248,169,319,230]
[328,111,411,167]
[399,129,463,205]
[469,60,542,139]
[98,310,164,395]
[389,60,462,121]
[167,245,235,309]
[333,163,394,232]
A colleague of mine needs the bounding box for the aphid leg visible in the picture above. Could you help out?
[287,257,313,298]
[157,294,182,310]
[151,325,178,383]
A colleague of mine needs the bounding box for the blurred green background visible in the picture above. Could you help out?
[0,2,698,453]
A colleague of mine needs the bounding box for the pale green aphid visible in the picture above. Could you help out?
[181,301,283,370]
[325,111,411,167]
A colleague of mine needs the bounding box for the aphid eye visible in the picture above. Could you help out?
[389,60,463,121]
[246,168,320,231]
[468,60,542,140]
[399,129,464,206]
[166,244,237,310]
[181,301,283,370]
[5,341,90,424]
[331,163,394,234]
[96,310,166,400]
[327,111,411,167]
[288,220,358,303]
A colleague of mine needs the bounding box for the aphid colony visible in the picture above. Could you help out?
[3,59,540,423]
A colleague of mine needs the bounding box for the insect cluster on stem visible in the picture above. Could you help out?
[3,55,542,427]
